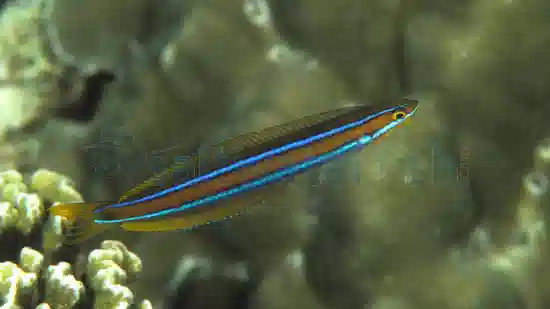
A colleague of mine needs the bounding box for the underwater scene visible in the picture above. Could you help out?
[0,0,549,308]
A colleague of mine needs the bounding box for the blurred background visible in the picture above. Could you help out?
[0,0,549,308]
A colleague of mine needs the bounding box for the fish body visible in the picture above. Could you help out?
[50,99,419,244]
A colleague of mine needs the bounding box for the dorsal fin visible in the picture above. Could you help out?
[213,104,365,157]
[119,155,199,201]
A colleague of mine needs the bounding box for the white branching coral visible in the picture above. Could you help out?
[0,261,38,308]
[44,262,84,309]
[86,241,144,309]
[0,0,66,141]
[0,168,153,309]
[0,169,79,238]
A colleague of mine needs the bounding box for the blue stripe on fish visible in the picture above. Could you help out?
[95,103,416,224]
[96,139,363,223]
[96,104,406,212]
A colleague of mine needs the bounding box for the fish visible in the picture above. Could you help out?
[49,98,419,244]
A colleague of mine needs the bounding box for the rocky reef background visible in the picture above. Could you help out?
[0,0,549,308]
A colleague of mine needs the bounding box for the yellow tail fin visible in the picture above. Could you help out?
[48,202,112,244]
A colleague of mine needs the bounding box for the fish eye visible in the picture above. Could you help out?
[391,110,407,120]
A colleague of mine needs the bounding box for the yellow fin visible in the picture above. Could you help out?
[65,221,112,244]
[121,214,206,232]
[49,202,112,244]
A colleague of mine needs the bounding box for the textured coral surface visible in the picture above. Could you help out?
[0,169,152,309]
[1,0,549,309]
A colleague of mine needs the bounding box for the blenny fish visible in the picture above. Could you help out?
[50,99,419,244]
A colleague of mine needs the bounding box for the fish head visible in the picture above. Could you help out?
[360,99,419,143]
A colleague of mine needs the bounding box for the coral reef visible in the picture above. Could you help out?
[436,0,550,244]
[1,0,550,309]
[0,168,152,309]
[248,251,325,309]
[304,97,477,309]
[0,0,61,139]
[43,0,188,74]
[0,0,94,178]
[0,0,62,171]
[266,0,406,100]
[76,2,323,304]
